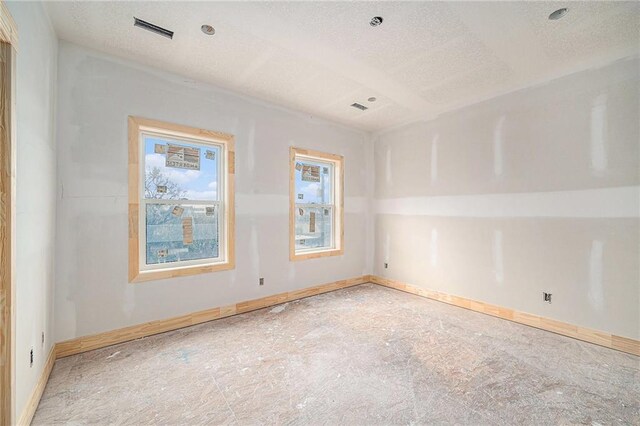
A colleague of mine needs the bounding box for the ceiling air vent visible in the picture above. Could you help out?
[351,102,368,111]
[134,17,174,39]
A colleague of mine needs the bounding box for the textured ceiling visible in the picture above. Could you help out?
[44,1,640,132]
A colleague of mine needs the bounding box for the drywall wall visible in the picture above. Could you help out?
[6,0,58,419]
[374,56,640,340]
[55,42,372,342]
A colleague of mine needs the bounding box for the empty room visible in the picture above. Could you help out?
[1,0,639,424]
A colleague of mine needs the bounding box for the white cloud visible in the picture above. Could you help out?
[145,153,202,185]
[145,153,165,169]
[301,182,321,199]
[208,181,217,190]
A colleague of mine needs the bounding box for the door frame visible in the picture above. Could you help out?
[0,1,17,424]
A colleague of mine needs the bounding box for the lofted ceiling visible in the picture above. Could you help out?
[45,1,640,132]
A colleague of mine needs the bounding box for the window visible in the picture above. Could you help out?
[128,117,235,282]
[289,147,343,260]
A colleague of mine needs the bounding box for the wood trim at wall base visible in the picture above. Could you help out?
[55,276,368,359]
[370,275,640,357]
[17,346,55,426]
[22,274,637,424]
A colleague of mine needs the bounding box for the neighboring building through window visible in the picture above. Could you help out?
[128,117,235,282]
[290,147,344,260]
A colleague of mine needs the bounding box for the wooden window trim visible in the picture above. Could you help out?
[128,116,235,283]
[289,147,344,261]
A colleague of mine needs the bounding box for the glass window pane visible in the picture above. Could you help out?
[143,135,219,201]
[294,159,332,205]
[145,203,219,265]
[295,206,333,251]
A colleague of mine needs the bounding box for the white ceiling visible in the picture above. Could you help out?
[45,1,640,132]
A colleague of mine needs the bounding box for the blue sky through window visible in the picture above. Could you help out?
[294,159,332,204]
[144,135,219,201]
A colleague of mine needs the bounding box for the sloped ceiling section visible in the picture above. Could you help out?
[45,1,639,132]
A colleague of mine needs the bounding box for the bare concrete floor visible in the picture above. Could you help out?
[34,284,639,425]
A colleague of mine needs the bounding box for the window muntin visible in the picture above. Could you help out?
[140,133,224,271]
[294,157,335,252]
[129,116,235,282]
[290,148,343,260]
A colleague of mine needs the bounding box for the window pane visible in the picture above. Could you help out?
[143,135,219,201]
[145,203,219,265]
[294,159,332,205]
[295,206,333,251]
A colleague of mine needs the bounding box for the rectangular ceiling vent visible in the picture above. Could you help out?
[351,102,368,111]
[134,17,174,39]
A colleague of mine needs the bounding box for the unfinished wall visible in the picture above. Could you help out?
[6,0,58,419]
[55,42,372,342]
[374,57,640,340]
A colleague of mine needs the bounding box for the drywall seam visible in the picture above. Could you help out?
[374,186,640,218]
[235,194,368,215]
[364,133,375,274]
[51,40,370,136]
[373,55,640,137]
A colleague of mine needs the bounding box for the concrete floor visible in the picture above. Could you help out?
[34,284,639,425]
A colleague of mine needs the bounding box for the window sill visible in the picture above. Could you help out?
[130,260,235,283]
[290,248,344,261]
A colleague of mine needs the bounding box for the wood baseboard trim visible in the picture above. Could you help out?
[19,274,637,425]
[17,346,55,426]
[370,275,639,357]
[55,275,368,359]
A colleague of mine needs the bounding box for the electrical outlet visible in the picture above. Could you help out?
[30,349,34,367]
[259,277,264,286]
[543,292,552,303]
[384,263,388,269]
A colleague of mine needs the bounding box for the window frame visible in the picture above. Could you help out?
[128,116,235,282]
[289,147,344,261]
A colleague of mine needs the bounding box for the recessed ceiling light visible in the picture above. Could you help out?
[548,8,568,20]
[368,97,377,102]
[201,24,215,35]
[370,16,383,27]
